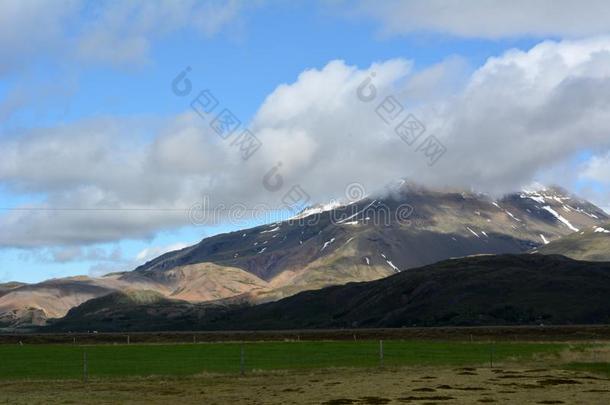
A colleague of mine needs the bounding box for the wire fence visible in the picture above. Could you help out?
[0,339,602,382]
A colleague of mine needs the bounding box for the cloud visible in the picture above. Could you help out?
[88,242,190,277]
[427,38,610,191]
[347,0,610,39]
[48,246,123,264]
[577,152,610,210]
[0,116,214,247]
[73,0,249,67]
[3,38,610,248]
[250,38,610,196]
[581,153,610,184]
[0,0,252,73]
[135,242,191,264]
[17,245,123,264]
[0,0,77,74]
[87,241,190,278]
[0,111,280,248]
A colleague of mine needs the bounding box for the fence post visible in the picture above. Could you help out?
[127,335,130,345]
[379,340,384,368]
[240,344,245,376]
[489,343,494,368]
[83,350,88,383]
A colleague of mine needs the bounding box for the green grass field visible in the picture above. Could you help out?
[0,341,593,380]
[565,362,610,376]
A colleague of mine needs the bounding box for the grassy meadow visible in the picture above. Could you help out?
[0,340,601,380]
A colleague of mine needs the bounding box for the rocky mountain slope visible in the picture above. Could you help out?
[46,254,610,331]
[2,184,608,329]
[536,223,610,261]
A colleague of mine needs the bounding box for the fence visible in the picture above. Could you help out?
[0,339,596,382]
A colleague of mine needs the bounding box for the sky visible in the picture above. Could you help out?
[2,0,610,283]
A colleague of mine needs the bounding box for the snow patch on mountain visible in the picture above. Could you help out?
[337,200,377,224]
[521,192,546,204]
[505,210,521,222]
[542,206,579,232]
[386,260,400,272]
[321,237,336,251]
[466,227,479,238]
[342,221,359,225]
[576,207,600,219]
[291,201,343,220]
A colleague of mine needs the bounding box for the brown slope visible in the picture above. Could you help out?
[0,264,267,328]
[0,282,26,296]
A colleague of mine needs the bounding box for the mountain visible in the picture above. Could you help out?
[46,254,610,331]
[59,289,180,322]
[124,184,607,304]
[46,290,226,332]
[0,264,265,329]
[536,223,610,261]
[2,183,608,329]
[0,282,26,294]
[0,277,117,327]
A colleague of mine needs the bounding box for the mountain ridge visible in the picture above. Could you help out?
[45,253,610,332]
[2,183,608,329]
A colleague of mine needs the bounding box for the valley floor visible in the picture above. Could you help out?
[0,339,608,404]
[0,365,609,404]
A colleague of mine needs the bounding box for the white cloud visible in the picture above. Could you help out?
[0,116,221,247]
[581,153,610,184]
[3,38,610,248]
[430,37,610,192]
[250,38,610,196]
[73,0,249,67]
[88,242,190,277]
[47,246,123,264]
[578,152,610,211]
[135,242,190,264]
[348,0,610,39]
[0,0,77,74]
[0,0,252,72]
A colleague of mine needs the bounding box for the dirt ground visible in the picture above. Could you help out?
[0,365,608,404]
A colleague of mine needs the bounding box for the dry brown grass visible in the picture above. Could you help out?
[0,364,608,405]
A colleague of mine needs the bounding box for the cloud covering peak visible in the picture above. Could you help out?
[2,37,610,248]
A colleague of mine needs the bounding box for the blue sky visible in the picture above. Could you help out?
[2,1,610,283]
